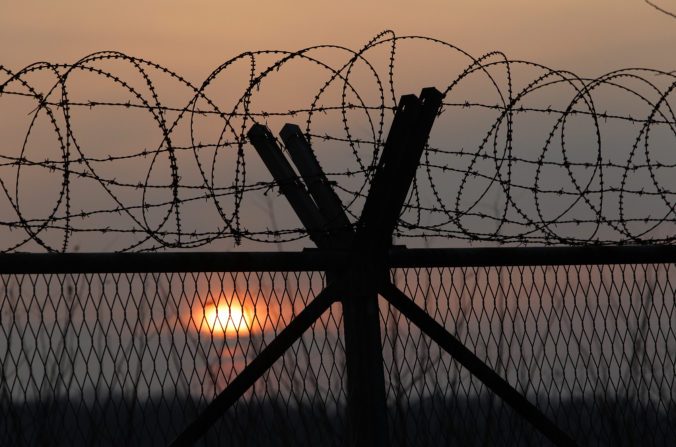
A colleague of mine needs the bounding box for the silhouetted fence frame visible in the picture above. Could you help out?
[2,245,674,447]
[178,86,628,447]
[3,85,675,446]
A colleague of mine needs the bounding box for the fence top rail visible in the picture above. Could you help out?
[0,246,673,274]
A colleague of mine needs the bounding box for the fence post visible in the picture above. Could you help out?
[340,261,389,447]
[279,124,389,446]
[229,88,441,447]
[342,87,442,447]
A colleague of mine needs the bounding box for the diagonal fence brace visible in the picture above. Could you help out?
[170,281,340,446]
[379,281,577,447]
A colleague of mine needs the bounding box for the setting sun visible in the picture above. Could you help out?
[199,301,251,336]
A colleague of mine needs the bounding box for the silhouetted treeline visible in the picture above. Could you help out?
[2,393,673,446]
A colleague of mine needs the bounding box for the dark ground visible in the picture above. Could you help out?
[2,394,673,446]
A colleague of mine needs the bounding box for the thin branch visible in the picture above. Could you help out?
[645,0,676,19]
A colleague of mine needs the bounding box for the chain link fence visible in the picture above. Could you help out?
[1,255,674,445]
[387,263,675,445]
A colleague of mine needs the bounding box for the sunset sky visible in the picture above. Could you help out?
[2,0,675,75]
[1,1,675,252]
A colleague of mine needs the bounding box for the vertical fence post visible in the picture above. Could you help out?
[246,88,441,447]
[341,87,442,447]
[279,124,389,446]
[340,262,390,447]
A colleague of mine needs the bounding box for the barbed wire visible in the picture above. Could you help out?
[1,31,675,252]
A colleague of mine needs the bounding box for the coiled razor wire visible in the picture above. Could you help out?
[0,31,675,252]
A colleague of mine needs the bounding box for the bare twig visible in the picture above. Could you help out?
[645,0,676,18]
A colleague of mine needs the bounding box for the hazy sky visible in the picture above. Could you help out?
[1,1,675,251]
[2,0,675,76]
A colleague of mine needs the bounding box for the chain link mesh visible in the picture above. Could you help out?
[1,261,674,445]
[387,263,675,445]
[0,270,345,446]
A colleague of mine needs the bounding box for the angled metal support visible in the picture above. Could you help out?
[280,124,353,246]
[356,87,443,252]
[247,124,331,248]
[170,281,339,446]
[379,281,577,447]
